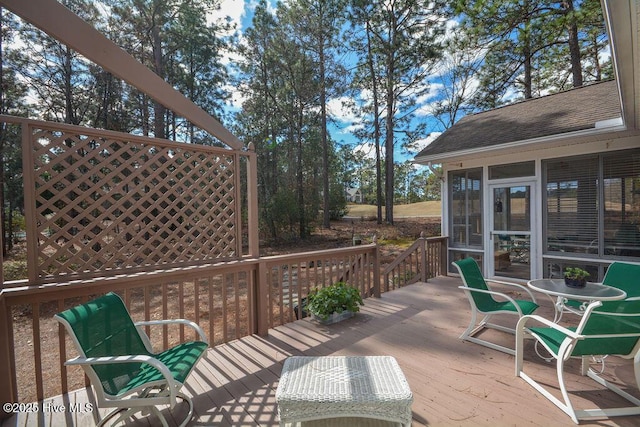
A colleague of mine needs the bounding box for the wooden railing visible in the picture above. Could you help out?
[0,243,382,405]
[383,234,448,291]
[0,236,459,407]
[256,244,381,331]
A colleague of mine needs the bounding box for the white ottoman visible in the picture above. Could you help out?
[276,356,413,427]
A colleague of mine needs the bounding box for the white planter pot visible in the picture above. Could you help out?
[312,310,355,325]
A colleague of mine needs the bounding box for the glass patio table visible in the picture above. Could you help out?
[527,278,627,322]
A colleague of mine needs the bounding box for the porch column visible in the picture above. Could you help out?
[440,237,448,277]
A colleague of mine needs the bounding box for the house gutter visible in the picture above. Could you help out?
[414,122,627,165]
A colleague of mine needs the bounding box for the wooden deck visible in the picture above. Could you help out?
[3,276,640,426]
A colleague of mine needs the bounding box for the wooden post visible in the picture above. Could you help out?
[420,232,428,282]
[0,234,17,419]
[246,144,259,258]
[255,260,270,336]
[21,124,38,284]
[372,236,381,298]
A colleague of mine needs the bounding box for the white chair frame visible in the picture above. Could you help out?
[57,316,208,427]
[454,260,538,355]
[515,300,640,424]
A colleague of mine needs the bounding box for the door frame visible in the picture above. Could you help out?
[486,178,538,280]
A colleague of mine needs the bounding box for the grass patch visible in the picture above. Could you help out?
[380,237,416,247]
[346,201,441,218]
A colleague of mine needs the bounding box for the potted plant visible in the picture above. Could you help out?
[306,282,364,325]
[564,267,590,288]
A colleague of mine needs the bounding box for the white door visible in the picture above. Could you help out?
[489,182,535,280]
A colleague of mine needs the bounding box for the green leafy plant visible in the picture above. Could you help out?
[306,282,363,320]
[563,267,590,280]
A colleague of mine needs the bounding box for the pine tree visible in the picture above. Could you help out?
[1,7,31,254]
[350,0,448,224]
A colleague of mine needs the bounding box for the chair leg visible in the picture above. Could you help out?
[459,307,481,341]
[519,349,640,423]
[96,392,194,427]
[556,353,579,424]
[461,311,517,355]
[176,391,195,427]
[585,369,640,415]
[517,362,580,423]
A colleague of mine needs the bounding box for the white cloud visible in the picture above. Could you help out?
[415,82,444,117]
[500,86,521,104]
[353,141,377,160]
[413,132,442,153]
[209,0,246,34]
[327,97,357,123]
[223,82,246,111]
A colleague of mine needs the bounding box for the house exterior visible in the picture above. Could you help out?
[414,0,640,282]
[346,187,363,203]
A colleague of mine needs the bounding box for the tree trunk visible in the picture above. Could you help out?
[564,0,583,87]
[522,21,533,99]
[591,33,602,81]
[0,20,5,256]
[366,20,383,224]
[297,111,307,238]
[63,46,77,124]
[0,132,5,257]
[152,25,166,139]
[320,43,330,228]
[385,67,395,225]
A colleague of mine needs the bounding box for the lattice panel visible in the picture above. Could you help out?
[29,127,238,279]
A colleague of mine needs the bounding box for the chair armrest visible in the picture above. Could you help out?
[486,279,538,303]
[65,354,176,383]
[516,314,580,339]
[459,286,530,316]
[135,319,208,344]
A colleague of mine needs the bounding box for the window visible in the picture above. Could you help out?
[449,169,482,248]
[603,151,640,257]
[544,156,599,255]
[543,148,640,259]
[489,161,535,179]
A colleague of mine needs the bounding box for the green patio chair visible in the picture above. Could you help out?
[453,257,539,355]
[55,292,209,427]
[515,298,640,424]
[563,261,640,316]
[603,261,640,297]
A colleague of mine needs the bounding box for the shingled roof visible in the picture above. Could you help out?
[416,80,621,160]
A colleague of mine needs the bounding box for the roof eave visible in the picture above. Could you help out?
[414,122,627,165]
[601,0,637,130]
